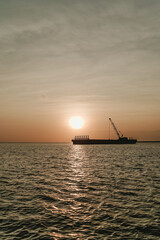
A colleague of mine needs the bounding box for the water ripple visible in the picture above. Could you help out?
[0,143,160,239]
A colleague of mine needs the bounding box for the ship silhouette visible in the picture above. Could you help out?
[72,118,137,145]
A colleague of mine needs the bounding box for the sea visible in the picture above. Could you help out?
[0,143,160,240]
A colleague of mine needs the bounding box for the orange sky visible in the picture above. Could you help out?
[0,0,160,142]
[0,110,159,142]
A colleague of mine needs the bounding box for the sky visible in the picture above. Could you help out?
[0,0,160,142]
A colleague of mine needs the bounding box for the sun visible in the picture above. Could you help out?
[69,116,84,129]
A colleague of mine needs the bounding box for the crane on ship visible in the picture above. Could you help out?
[109,118,127,140]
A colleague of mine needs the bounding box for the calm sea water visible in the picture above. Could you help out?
[0,143,160,240]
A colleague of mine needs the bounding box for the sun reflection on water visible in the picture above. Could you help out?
[69,145,87,177]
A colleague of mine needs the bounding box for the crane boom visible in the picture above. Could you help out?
[109,118,121,138]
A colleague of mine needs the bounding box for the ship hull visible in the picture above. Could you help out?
[72,138,137,145]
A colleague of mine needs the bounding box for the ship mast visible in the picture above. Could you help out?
[109,118,122,139]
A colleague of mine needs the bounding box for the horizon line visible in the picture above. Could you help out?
[0,141,160,143]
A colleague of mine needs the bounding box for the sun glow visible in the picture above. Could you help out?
[69,116,84,129]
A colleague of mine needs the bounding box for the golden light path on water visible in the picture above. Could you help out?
[49,145,88,239]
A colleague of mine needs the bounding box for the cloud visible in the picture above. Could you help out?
[0,0,160,113]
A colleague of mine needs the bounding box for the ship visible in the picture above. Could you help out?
[72,118,137,145]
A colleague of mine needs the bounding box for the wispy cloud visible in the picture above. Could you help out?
[0,0,160,121]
